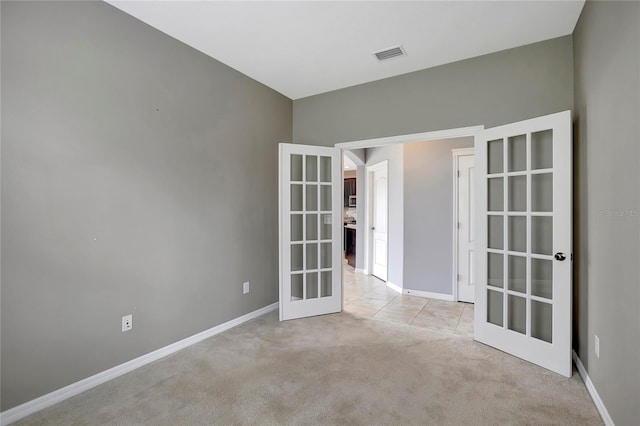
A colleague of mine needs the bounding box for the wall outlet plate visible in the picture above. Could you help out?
[594,335,600,358]
[243,281,250,294]
[122,314,133,332]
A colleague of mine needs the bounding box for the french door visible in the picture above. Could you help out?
[279,144,342,321]
[475,110,572,377]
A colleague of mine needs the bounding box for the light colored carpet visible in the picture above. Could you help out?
[15,310,601,425]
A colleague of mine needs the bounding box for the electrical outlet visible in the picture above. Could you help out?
[243,281,250,294]
[594,335,600,358]
[122,314,133,332]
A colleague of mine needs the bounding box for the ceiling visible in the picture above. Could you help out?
[343,154,357,171]
[107,1,585,100]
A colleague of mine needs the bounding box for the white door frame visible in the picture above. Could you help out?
[452,147,476,302]
[365,161,389,278]
[335,125,485,288]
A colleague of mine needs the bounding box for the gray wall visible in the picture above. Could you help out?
[573,1,640,425]
[403,137,474,295]
[1,1,292,411]
[293,36,573,147]
[365,145,403,286]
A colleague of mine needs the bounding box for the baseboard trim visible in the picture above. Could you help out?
[402,288,454,301]
[355,268,366,274]
[0,302,279,426]
[385,281,402,294]
[572,350,614,426]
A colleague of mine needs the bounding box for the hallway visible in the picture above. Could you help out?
[342,265,474,337]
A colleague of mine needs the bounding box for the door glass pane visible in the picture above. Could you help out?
[305,155,317,182]
[532,258,553,299]
[532,300,552,343]
[488,253,504,288]
[531,216,552,255]
[488,139,504,174]
[306,272,318,299]
[320,242,332,268]
[508,134,526,172]
[487,290,503,326]
[319,156,332,182]
[320,185,331,211]
[291,274,303,301]
[306,243,318,270]
[532,173,553,212]
[508,295,526,334]
[291,244,303,271]
[532,129,553,170]
[508,255,526,294]
[306,214,318,240]
[488,216,504,249]
[291,184,303,211]
[291,154,303,181]
[306,185,318,211]
[291,214,303,241]
[508,176,526,212]
[508,216,527,253]
[320,271,332,297]
[488,178,504,211]
[320,214,332,240]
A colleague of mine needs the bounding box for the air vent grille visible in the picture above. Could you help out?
[373,46,405,61]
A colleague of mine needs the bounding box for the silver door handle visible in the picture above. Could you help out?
[371,227,375,230]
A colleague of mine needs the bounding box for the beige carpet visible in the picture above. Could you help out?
[15,310,601,425]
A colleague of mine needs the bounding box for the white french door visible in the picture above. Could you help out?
[474,110,572,377]
[279,143,342,321]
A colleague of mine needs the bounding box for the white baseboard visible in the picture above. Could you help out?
[572,350,614,426]
[0,302,279,426]
[402,288,454,301]
[385,281,403,294]
[355,268,366,274]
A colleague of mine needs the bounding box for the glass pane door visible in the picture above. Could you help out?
[475,111,572,377]
[280,144,342,321]
[486,130,554,341]
[290,154,335,302]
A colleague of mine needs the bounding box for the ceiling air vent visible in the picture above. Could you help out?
[373,45,405,61]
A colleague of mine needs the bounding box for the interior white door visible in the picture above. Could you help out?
[475,110,572,377]
[370,163,388,281]
[279,143,342,321]
[457,154,476,303]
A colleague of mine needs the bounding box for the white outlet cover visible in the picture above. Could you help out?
[594,335,600,358]
[122,314,133,332]
[243,282,250,294]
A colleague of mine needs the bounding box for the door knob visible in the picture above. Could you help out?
[554,252,566,261]
[371,227,375,231]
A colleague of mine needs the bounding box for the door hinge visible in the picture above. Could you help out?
[457,171,460,178]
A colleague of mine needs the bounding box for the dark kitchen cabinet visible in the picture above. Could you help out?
[345,227,356,267]
[344,178,356,207]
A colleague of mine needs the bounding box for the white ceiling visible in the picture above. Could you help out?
[107,1,585,100]
[343,154,357,171]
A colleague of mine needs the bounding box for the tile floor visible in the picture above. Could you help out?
[342,264,474,337]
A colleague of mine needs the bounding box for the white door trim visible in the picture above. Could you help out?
[364,160,388,277]
[452,147,475,302]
